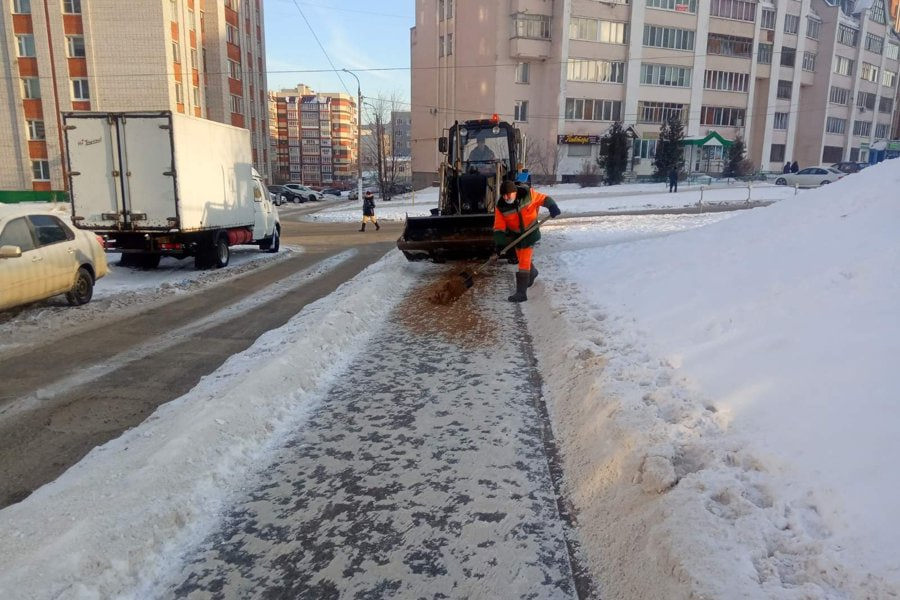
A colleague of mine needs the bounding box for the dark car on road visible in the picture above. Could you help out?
[830,161,866,174]
[320,188,343,197]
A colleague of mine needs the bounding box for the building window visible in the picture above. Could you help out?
[641,64,692,88]
[446,0,453,19]
[829,86,850,105]
[875,123,889,138]
[710,0,757,22]
[66,35,85,57]
[27,120,45,140]
[32,160,50,181]
[773,112,789,130]
[643,25,694,51]
[637,101,687,124]
[62,0,81,14]
[71,78,89,100]
[857,91,876,110]
[837,25,858,47]
[871,0,886,23]
[860,63,879,83]
[806,18,821,40]
[170,0,179,23]
[646,0,697,13]
[229,59,241,79]
[568,59,625,83]
[833,56,854,76]
[192,86,200,106]
[565,98,622,121]
[780,47,796,68]
[568,144,591,158]
[865,33,884,55]
[16,34,36,57]
[191,48,198,69]
[770,144,785,163]
[825,117,846,134]
[438,0,444,20]
[514,14,551,39]
[13,0,31,13]
[887,44,899,61]
[852,120,871,137]
[704,70,748,92]
[515,62,530,83]
[760,8,775,30]
[21,77,40,99]
[189,9,196,30]
[172,41,180,63]
[879,97,893,114]
[569,18,628,44]
[700,106,745,127]
[822,146,843,163]
[446,33,452,55]
[802,52,816,72]
[783,14,799,34]
[227,23,239,45]
[707,33,753,58]
[776,80,792,99]
[883,70,897,88]
[231,94,243,114]
[514,100,528,122]
[757,43,772,64]
[175,82,184,104]
[633,139,658,159]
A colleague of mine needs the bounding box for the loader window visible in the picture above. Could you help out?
[461,129,509,173]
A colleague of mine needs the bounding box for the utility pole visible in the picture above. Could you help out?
[342,69,363,203]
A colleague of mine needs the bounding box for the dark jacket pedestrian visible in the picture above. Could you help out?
[783,162,792,174]
[668,168,678,193]
[790,161,799,173]
[359,191,380,232]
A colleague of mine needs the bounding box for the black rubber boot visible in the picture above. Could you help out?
[508,271,529,302]
[528,264,539,288]
[359,223,366,232]
[375,221,381,231]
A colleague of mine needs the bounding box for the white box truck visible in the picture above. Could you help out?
[63,111,280,269]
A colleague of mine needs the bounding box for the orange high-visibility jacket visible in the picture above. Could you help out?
[493,187,557,248]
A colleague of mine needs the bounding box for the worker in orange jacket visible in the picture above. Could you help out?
[493,180,560,302]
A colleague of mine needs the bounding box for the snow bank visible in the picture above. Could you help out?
[0,252,423,599]
[528,160,900,597]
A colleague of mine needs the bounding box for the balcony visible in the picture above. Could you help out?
[510,37,551,59]
[509,0,552,12]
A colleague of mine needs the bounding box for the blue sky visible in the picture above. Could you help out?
[264,0,414,104]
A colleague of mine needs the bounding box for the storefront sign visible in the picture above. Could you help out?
[558,134,600,145]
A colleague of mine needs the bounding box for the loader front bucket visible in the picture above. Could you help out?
[397,214,496,262]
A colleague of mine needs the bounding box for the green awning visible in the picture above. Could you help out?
[681,131,734,147]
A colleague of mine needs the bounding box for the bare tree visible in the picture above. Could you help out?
[362,93,403,199]
[524,138,563,183]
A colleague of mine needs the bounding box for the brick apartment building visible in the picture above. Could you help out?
[1,0,270,193]
[411,0,900,186]
[268,85,358,186]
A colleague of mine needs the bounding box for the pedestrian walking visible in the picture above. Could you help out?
[783,162,792,174]
[668,167,678,193]
[493,180,560,303]
[790,161,799,173]
[359,190,380,232]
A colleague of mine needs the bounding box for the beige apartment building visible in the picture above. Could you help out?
[268,85,358,186]
[411,0,900,185]
[0,0,270,194]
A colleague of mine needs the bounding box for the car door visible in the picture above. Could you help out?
[28,215,80,297]
[0,216,43,309]
[794,168,814,186]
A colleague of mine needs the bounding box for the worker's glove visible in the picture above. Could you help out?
[548,204,561,218]
[495,246,505,257]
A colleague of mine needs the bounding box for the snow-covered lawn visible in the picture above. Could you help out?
[0,162,897,597]
[302,181,797,222]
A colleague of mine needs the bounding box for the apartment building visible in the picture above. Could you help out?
[268,85,358,186]
[0,0,269,194]
[392,110,412,157]
[410,0,900,185]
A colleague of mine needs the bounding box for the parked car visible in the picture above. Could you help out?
[0,206,108,311]
[320,188,343,197]
[830,161,863,174]
[283,183,323,203]
[348,188,376,201]
[267,185,288,205]
[774,166,845,188]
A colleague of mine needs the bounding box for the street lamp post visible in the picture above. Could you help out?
[342,69,363,205]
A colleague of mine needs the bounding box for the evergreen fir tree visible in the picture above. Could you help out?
[597,121,630,185]
[653,117,685,180]
[723,136,747,178]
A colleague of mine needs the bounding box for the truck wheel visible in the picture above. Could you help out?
[119,253,140,268]
[260,227,280,253]
[214,235,230,268]
[138,253,161,269]
[66,267,94,306]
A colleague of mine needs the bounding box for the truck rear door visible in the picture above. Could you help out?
[119,113,177,229]
[65,114,122,230]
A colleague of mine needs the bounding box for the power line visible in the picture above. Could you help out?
[276,0,410,20]
[286,0,352,97]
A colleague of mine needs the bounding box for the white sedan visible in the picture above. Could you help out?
[774,166,845,188]
[0,205,108,311]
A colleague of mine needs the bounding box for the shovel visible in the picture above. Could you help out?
[458,214,553,289]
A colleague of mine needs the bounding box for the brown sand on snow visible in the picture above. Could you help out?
[394,270,501,348]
